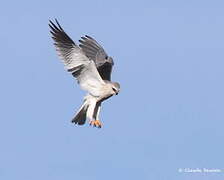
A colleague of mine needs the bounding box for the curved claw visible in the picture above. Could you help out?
[89,120,102,128]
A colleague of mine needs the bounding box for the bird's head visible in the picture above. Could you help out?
[111,82,120,95]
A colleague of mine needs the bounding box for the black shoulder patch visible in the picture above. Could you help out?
[68,64,85,77]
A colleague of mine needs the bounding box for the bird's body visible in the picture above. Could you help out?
[49,19,120,128]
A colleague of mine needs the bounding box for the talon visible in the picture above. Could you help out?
[95,120,102,128]
[89,120,102,128]
[89,120,94,126]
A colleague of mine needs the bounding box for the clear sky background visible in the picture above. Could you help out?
[0,0,224,179]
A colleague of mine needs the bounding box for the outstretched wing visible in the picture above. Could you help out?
[79,35,114,81]
[49,19,105,96]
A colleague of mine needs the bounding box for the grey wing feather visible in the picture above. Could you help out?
[79,35,114,81]
[49,19,105,96]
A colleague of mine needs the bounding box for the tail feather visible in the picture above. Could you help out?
[71,103,89,125]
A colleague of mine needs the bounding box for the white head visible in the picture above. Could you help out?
[110,82,120,95]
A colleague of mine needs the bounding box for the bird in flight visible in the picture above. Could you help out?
[49,19,120,128]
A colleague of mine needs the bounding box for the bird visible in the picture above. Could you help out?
[49,19,120,128]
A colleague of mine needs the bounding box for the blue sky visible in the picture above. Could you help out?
[0,0,224,179]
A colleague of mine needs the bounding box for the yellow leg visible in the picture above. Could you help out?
[89,120,102,128]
